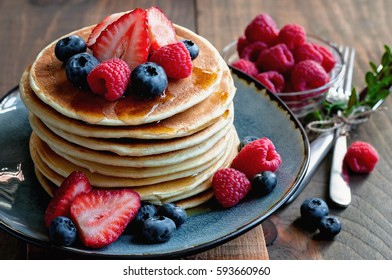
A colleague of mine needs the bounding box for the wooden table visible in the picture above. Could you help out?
[1,0,391,260]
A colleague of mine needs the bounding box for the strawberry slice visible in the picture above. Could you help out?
[70,189,140,248]
[146,6,177,52]
[86,11,127,49]
[93,8,150,70]
[44,171,91,229]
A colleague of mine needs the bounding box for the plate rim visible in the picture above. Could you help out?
[0,71,310,259]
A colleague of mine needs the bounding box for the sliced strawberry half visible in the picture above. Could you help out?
[87,11,127,49]
[44,171,91,229]
[70,188,141,248]
[146,6,177,52]
[93,8,150,70]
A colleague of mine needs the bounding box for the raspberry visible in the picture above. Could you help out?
[254,71,285,93]
[344,141,379,173]
[256,44,295,73]
[278,24,306,50]
[231,59,258,77]
[212,168,251,208]
[290,60,329,91]
[237,36,251,56]
[240,41,268,62]
[244,13,279,46]
[312,43,337,72]
[87,58,131,101]
[231,137,282,180]
[293,42,323,64]
[149,42,192,79]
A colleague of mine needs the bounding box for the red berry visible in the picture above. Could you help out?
[146,6,177,52]
[254,71,285,93]
[70,188,141,248]
[312,43,337,72]
[231,59,258,77]
[231,137,282,180]
[278,24,306,50]
[291,60,329,91]
[256,43,295,73]
[294,42,323,64]
[87,12,127,49]
[44,171,91,229]
[149,42,192,79]
[87,58,131,101]
[344,141,379,173]
[240,41,268,62]
[212,168,251,208]
[244,13,279,46]
[93,8,150,70]
[237,36,251,56]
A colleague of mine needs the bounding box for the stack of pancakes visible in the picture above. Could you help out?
[20,24,238,209]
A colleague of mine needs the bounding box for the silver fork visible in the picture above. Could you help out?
[329,47,355,207]
[286,46,354,205]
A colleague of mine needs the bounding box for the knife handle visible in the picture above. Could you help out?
[329,129,351,207]
[285,131,335,204]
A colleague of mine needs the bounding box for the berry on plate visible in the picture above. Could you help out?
[252,171,277,196]
[141,216,176,243]
[87,11,127,49]
[131,201,158,231]
[44,171,91,229]
[157,203,187,227]
[55,35,87,63]
[149,41,192,79]
[70,188,141,248]
[65,53,99,90]
[130,62,168,98]
[181,39,200,60]
[231,59,258,77]
[254,71,285,93]
[49,216,77,246]
[146,6,177,52]
[244,13,279,46]
[212,168,251,208]
[92,8,150,70]
[231,137,282,180]
[239,135,259,151]
[344,141,379,173]
[87,58,131,101]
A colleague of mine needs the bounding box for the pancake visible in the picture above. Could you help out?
[30,130,238,205]
[21,68,235,139]
[29,112,233,168]
[30,107,233,156]
[29,24,229,126]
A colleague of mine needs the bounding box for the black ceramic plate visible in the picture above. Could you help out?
[0,69,309,259]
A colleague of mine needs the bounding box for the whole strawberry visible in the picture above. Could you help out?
[231,137,282,180]
[212,168,251,208]
[344,141,379,173]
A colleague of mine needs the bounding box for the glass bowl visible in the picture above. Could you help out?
[222,36,345,118]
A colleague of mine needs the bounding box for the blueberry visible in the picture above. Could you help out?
[181,39,199,60]
[300,197,329,227]
[141,216,176,243]
[49,216,77,246]
[158,203,187,227]
[252,171,277,196]
[130,62,168,99]
[239,135,259,151]
[55,35,87,63]
[133,201,158,229]
[65,52,99,90]
[319,215,341,239]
